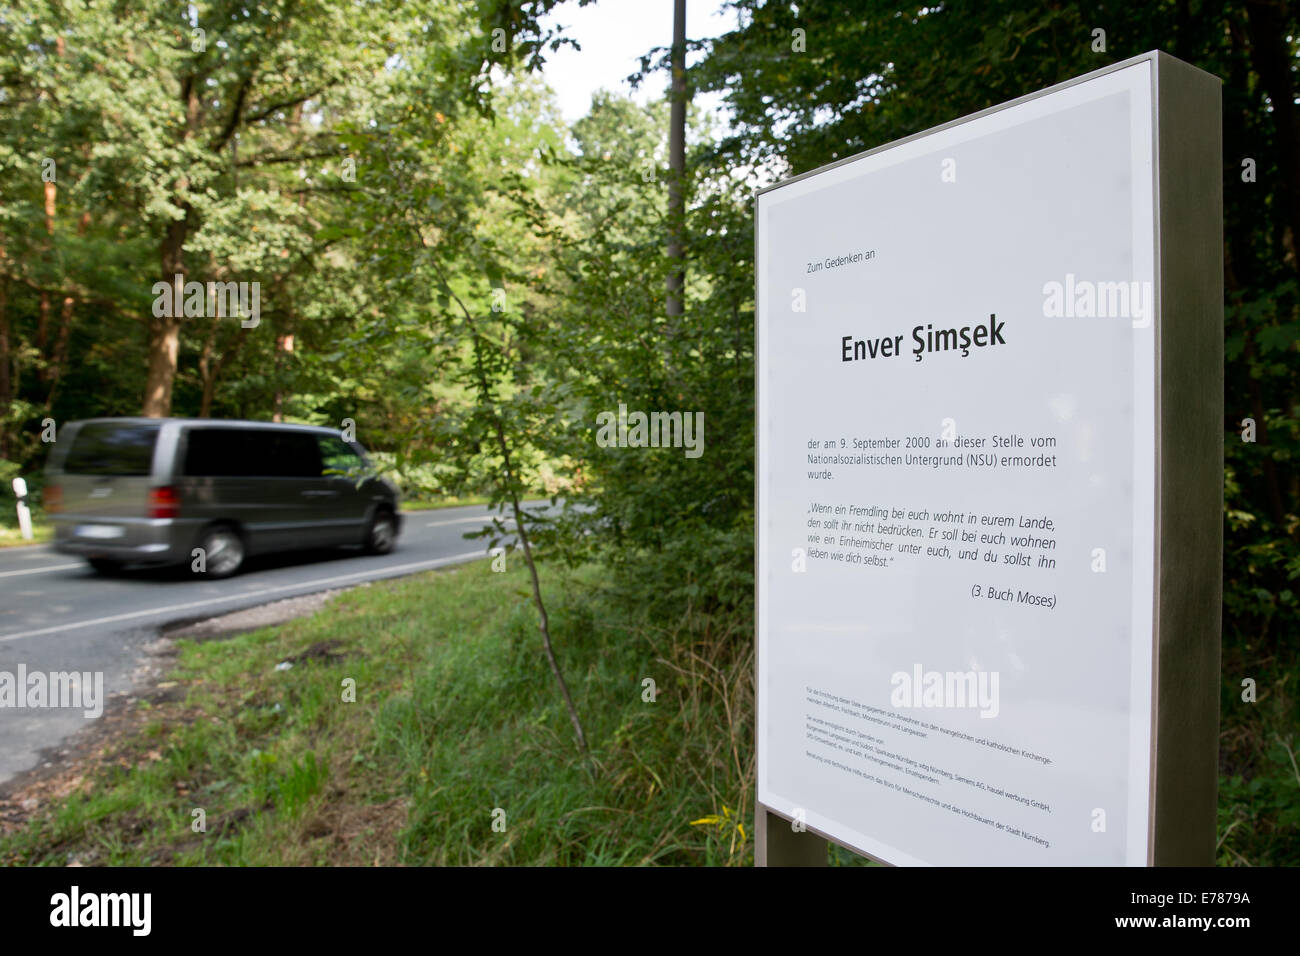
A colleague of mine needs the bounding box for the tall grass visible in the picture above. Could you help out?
[374,561,755,865]
[2,554,1290,866]
[0,559,758,865]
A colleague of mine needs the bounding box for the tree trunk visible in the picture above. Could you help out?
[43,211,88,413]
[198,309,220,418]
[143,313,182,418]
[427,248,589,755]
[665,0,687,317]
[0,272,10,460]
[494,418,589,754]
[44,295,75,414]
[144,217,187,417]
[144,80,200,417]
[197,299,250,418]
[37,181,56,365]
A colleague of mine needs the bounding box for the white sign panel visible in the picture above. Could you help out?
[756,60,1157,865]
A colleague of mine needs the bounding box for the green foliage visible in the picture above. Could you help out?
[0,560,758,866]
[0,0,491,454]
[2,0,1297,864]
[1218,736,1300,866]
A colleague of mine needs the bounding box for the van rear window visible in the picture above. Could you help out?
[63,423,161,476]
[183,428,323,477]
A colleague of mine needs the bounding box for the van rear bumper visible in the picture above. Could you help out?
[50,516,199,565]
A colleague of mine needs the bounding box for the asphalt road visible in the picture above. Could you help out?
[0,503,535,785]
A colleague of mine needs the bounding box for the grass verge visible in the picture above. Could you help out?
[0,515,51,548]
[398,495,495,512]
[0,558,755,865]
[2,553,1287,865]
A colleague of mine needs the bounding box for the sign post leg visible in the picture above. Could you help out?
[755,806,827,866]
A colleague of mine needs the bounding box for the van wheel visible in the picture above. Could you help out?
[364,510,397,555]
[86,558,122,575]
[197,525,245,578]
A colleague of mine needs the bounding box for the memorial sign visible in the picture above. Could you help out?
[755,52,1222,866]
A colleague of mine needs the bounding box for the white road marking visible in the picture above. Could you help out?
[424,514,500,528]
[0,562,85,579]
[0,549,485,644]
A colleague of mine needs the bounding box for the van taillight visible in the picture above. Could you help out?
[148,486,179,519]
[44,485,62,513]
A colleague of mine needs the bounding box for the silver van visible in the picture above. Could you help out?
[44,418,401,578]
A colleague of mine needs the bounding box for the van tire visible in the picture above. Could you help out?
[196,524,245,579]
[364,509,397,555]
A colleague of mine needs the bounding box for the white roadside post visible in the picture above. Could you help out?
[12,477,33,540]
